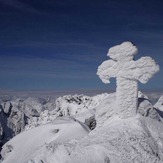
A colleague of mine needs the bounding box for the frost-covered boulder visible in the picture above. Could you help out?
[97,41,159,118]
[138,98,161,121]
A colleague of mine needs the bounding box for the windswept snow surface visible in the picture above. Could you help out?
[1,117,89,163]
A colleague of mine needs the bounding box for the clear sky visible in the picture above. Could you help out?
[0,0,163,92]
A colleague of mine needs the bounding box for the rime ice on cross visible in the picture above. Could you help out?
[97,42,159,118]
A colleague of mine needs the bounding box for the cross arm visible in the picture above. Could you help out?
[97,59,118,84]
[135,57,159,84]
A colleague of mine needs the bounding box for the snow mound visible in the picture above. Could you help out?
[1,117,89,163]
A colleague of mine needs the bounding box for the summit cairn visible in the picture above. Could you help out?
[97,41,159,118]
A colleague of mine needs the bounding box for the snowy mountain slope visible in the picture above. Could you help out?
[1,92,163,163]
[1,117,89,163]
[0,94,104,151]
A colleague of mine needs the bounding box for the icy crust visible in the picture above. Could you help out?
[97,41,159,118]
[9,116,163,163]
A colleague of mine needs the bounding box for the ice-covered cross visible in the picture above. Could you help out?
[97,41,159,118]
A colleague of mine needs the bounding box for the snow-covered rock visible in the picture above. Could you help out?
[55,94,98,116]
[1,102,12,115]
[155,95,163,112]
[138,98,161,121]
[22,97,46,117]
[25,94,107,130]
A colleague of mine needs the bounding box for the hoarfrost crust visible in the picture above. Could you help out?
[97,41,159,118]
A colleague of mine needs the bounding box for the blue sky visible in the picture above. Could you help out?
[0,0,163,92]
